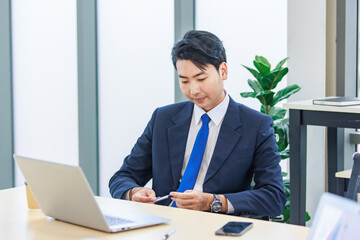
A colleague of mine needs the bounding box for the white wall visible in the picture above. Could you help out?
[97,0,175,197]
[287,0,327,226]
[12,0,78,186]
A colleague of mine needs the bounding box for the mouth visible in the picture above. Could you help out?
[194,97,206,103]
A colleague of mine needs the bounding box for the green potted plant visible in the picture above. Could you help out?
[240,55,310,223]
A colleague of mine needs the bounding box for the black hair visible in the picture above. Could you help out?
[171,30,227,71]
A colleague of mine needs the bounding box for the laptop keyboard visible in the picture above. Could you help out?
[104,215,134,226]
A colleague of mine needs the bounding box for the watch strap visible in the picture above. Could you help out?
[213,194,220,201]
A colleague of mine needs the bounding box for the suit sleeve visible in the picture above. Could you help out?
[224,116,286,216]
[108,108,158,199]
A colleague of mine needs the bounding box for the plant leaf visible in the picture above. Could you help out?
[274,57,289,71]
[272,84,301,106]
[282,205,290,223]
[242,65,262,81]
[247,79,263,93]
[240,92,257,98]
[255,55,271,69]
[283,178,290,188]
[253,60,270,76]
[260,105,265,114]
[279,148,290,159]
[255,91,274,106]
[273,118,289,152]
[268,106,287,120]
[283,180,290,198]
[261,68,289,90]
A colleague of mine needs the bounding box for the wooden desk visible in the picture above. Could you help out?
[336,169,352,196]
[284,100,360,226]
[0,187,309,240]
[336,169,352,179]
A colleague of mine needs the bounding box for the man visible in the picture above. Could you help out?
[109,30,286,216]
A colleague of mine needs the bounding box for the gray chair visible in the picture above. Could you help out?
[345,152,360,201]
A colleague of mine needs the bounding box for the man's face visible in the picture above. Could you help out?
[176,60,228,112]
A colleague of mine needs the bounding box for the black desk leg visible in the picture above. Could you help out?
[327,127,344,193]
[336,178,345,196]
[289,110,307,226]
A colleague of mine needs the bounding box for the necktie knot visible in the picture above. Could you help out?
[201,114,210,126]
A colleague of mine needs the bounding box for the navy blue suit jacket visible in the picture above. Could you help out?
[109,97,286,216]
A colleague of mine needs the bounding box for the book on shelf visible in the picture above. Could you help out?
[312,96,360,106]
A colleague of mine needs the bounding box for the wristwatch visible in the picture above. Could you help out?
[210,194,222,213]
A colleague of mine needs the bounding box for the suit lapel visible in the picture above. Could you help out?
[167,102,193,188]
[204,98,242,184]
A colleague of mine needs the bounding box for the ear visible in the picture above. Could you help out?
[219,62,228,80]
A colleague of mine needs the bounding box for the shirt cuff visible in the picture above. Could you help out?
[122,189,131,200]
[226,199,235,214]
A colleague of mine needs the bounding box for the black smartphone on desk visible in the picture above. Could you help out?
[215,221,253,236]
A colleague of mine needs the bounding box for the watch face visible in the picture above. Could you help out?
[212,201,222,212]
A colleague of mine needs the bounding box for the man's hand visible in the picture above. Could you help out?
[170,190,214,211]
[129,187,156,203]
[170,190,228,212]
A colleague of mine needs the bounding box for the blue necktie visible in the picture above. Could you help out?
[172,114,210,207]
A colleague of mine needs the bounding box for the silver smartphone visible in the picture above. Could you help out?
[215,221,253,236]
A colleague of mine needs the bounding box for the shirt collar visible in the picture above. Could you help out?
[193,93,230,126]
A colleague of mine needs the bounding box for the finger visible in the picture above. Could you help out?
[171,192,194,200]
[174,195,204,210]
[175,200,197,210]
[170,192,180,198]
[173,196,197,206]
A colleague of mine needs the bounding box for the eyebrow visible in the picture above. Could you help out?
[178,71,206,79]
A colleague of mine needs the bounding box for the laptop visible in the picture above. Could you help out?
[307,192,360,240]
[14,155,170,233]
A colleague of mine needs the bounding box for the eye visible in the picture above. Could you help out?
[181,80,188,84]
[198,77,206,81]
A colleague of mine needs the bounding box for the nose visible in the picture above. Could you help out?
[190,82,200,95]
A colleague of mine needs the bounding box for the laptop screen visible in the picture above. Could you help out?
[307,192,360,240]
